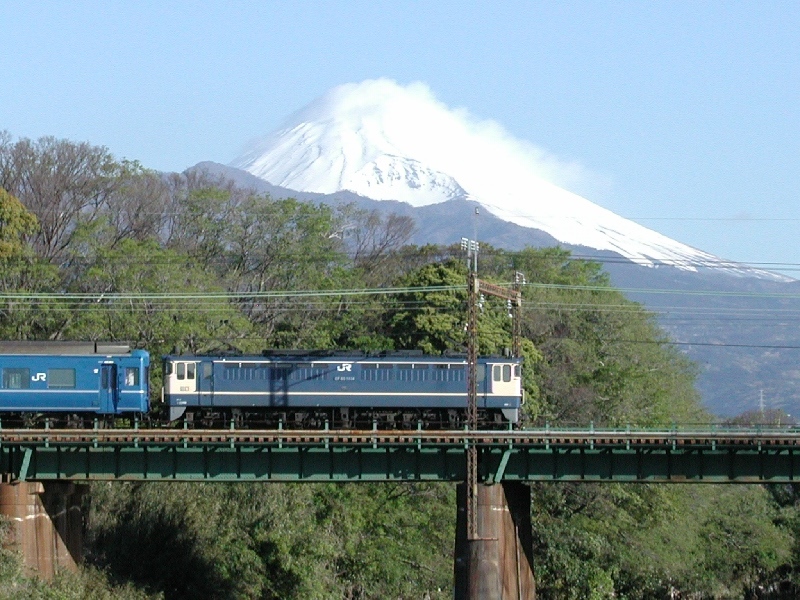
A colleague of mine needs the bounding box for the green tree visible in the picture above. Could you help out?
[386,258,470,354]
[384,257,521,354]
[88,481,454,600]
[531,481,793,599]
[0,187,62,340]
[488,247,704,426]
[99,162,171,245]
[62,224,255,356]
[223,195,349,347]
[0,188,37,260]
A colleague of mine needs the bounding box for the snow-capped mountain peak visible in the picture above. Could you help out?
[231,79,786,279]
[346,155,466,205]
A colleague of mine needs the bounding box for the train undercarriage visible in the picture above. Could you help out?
[178,406,515,430]
[0,407,516,431]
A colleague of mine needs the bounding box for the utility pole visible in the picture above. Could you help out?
[461,224,526,599]
[460,239,524,542]
[460,235,480,540]
[513,271,525,357]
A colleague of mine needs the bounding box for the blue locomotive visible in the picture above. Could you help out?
[0,342,150,425]
[164,352,522,428]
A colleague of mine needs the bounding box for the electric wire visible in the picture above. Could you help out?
[3,275,800,351]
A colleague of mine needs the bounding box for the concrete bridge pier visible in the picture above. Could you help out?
[0,481,87,578]
[454,482,536,599]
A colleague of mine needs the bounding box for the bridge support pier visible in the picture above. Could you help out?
[454,482,536,599]
[0,481,87,578]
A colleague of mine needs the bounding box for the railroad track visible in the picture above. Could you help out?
[1,428,800,446]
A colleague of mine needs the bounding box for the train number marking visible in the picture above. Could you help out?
[32,372,46,382]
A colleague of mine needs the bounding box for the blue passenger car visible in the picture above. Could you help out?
[164,353,522,428]
[0,342,150,419]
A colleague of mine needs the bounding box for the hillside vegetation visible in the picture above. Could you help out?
[2,133,800,598]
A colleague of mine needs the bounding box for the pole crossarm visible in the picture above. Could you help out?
[478,280,521,305]
[2,428,800,483]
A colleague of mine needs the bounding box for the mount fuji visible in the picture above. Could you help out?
[229,79,778,279]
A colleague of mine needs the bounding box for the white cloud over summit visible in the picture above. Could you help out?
[239,79,596,203]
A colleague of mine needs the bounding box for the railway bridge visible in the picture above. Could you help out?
[2,425,799,597]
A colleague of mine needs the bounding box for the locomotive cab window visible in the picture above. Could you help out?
[176,363,196,381]
[493,365,512,382]
[3,368,29,389]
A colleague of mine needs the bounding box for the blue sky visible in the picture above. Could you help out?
[3,1,799,271]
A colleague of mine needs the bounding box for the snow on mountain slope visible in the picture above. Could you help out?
[230,79,782,278]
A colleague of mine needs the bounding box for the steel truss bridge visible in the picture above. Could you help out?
[2,426,800,484]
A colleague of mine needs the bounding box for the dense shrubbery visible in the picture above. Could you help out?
[86,482,454,600]
[0,527,158,600]
[2,133,800,598]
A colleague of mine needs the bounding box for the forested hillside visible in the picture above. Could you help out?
[2,133,800,598]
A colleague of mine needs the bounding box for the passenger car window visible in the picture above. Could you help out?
[3,368,29,389]
[48,369,76,389]
[125,368,139,386]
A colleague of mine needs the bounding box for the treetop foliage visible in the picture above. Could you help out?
[0,188,38,261]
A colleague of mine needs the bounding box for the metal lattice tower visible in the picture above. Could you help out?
[466,269,479,539]
[461,236,481,540]
[513,271,525,357]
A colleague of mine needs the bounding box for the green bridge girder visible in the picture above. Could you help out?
[2,428,800,484]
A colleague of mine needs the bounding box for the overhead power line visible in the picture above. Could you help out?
[3,280,800,302]
[0,285,465,302]
[4,280,800,331]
